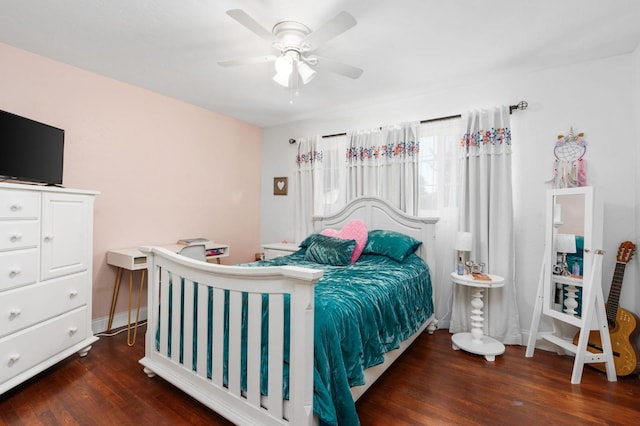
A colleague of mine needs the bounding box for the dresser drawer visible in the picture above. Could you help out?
[0,189,39,220]
[0,221,39,251]
[0,272,88,338]
[0,249,38,291]
[0,307,89,384]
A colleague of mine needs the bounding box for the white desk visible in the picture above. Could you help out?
[107,241,229,270]
[450,272,505,361]
[106,241,229,345]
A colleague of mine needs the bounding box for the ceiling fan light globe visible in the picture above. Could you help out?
[273,71,291,87]
[274,55,293,74]
[297,61,317,84]
[273,55,294,87]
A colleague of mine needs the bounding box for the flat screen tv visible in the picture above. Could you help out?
[0,110,64,186]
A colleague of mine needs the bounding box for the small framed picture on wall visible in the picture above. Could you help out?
[273,177,288,196]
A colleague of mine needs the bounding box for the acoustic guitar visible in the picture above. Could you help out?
[573,241,640,376]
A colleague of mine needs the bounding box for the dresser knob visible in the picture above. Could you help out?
[43,235,54,242]
[9,203,22,211]
[9,268,21,278]
[9,233,22,243]
[69,290,79,298]
[9,308,22,319]
[69,326,78,335]
[8,354,21,366]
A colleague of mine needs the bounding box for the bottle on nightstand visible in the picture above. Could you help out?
[454,231,472,275]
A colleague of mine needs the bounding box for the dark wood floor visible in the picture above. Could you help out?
[1,325,639,425]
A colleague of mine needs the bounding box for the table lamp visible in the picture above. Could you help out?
[555,233,576,276]
[454,231,473,275]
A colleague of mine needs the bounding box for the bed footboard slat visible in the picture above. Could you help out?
[170,273,181,363]
[159,268,170,357]
[228,291,242,396]
[268,294,285,420]
[246,292,262,407]
[212,287,225,387]
[196,282,208,378]
[183,279,195,370]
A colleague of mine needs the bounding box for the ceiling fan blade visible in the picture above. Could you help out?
[314,57,363,79]
[218,55,277,67]
[226,9,277,43]
[303,11,357,49]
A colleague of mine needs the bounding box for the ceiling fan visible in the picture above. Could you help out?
[218,9,363,89]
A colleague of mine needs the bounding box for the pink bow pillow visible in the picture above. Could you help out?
[321,219,368,263]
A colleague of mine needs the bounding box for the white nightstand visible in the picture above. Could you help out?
[261,242,300,260]
[450,271,505,361]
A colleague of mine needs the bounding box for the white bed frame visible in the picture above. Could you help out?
[139,196,438,425]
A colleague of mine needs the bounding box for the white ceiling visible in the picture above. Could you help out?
[0,0,639,128]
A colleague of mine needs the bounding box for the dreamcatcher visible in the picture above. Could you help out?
[548,127,587,188]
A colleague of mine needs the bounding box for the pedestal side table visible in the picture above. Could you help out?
[450,271,505,361]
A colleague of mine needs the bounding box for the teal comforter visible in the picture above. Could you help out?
[251,250,433,426]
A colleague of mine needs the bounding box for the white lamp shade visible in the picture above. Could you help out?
[454,232,472,252]
[297,61,317,84]
[273,72,290,87]
[273,55,293,87]
[555,234,577,254]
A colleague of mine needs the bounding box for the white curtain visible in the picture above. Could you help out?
[293,135,348,242]
[347,122,420,214]
[418,118,462,330]
[449,106,522,345]
[294,136,321,243]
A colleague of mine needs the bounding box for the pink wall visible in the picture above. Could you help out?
[0,43,262,322]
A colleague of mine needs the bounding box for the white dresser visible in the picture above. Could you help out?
[0,182,98,394]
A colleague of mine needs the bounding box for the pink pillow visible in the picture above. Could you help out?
[321,219,368,263]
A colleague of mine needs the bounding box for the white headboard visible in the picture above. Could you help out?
[312,196,439,270]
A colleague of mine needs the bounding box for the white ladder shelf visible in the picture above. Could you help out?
[526,249,616,384]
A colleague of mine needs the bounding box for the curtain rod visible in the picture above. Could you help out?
[318,100,528,139]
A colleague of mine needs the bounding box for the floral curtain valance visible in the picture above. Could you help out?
[347,122,420,164]
[296,136,323,170]
[296,149,323,166]
[459,108,511,156]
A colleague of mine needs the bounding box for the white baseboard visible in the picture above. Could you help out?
[92,308,148,335]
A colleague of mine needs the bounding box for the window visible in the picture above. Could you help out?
[417,117,461,217]
[303,117,461,219]
[314,134,348,216]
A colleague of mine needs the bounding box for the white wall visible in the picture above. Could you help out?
[0,43,263,324]
[261,54,637,338]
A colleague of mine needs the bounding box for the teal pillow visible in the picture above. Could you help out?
[299,233,322,248]
[304,234,356,266]
[363,230,422,262]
